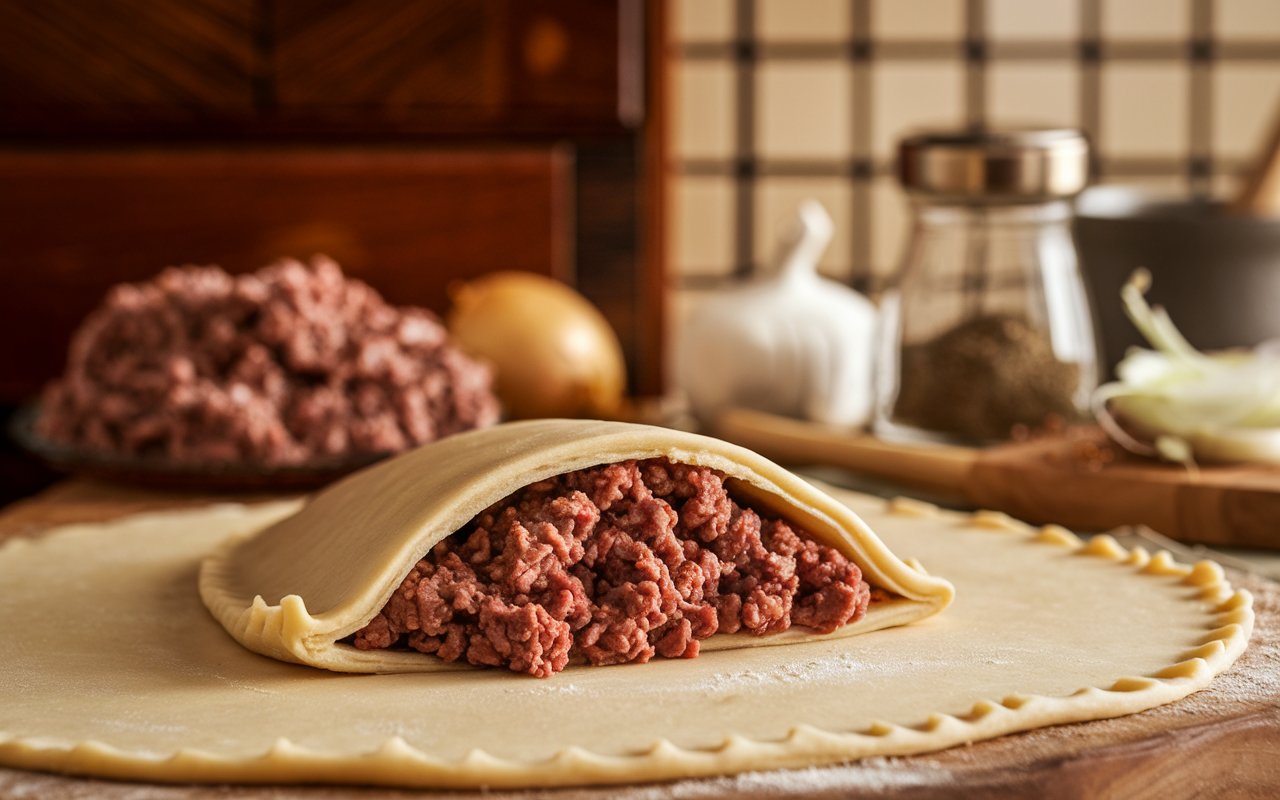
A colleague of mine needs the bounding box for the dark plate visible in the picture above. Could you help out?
[8,405,389,492]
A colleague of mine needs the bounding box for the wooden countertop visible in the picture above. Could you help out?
[1,480,1278,799]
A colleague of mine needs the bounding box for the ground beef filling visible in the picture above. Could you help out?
[37,256,498,464]
[351,459,875,677]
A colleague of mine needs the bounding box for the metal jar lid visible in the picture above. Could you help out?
[897,127,1090,202]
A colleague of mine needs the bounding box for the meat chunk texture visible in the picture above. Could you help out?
[37,256,499,464]
[352,459,874,677]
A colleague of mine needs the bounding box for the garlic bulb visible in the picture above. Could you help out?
[678,201,877,427]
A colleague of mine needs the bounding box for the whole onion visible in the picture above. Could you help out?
[446,272,627,419]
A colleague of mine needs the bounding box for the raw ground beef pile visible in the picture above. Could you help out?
[352,458,875,677]
[37,256,499,464]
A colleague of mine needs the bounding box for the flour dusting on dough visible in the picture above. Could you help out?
[0,482,1254,790]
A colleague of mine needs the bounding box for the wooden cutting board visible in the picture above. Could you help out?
[0,480,1278,799]
[713,408,1280,550]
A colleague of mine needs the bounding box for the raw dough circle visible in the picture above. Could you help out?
[0,491,1251,789]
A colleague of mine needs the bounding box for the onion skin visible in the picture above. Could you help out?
[446,272,627,420]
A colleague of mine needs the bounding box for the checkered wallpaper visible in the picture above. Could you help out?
[667,0,1280,295]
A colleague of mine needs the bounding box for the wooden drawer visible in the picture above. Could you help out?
[0,0,639,137]
[0,0,256,121]
[273,0,637,133]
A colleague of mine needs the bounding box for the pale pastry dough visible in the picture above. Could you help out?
[0,490,1252,789]
[198,420,956,673]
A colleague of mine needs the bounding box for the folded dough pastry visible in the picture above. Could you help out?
[199,420,954,674]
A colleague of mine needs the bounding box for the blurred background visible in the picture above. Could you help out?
[2,0,1279,507]
[0,0,664,501]
[669,0,1280,297]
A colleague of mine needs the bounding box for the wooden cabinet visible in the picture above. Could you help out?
[0,0,257,124]
[0,149,572,400]
[273,0,636,133]
[0,0,641,137]
[0,0,664,410]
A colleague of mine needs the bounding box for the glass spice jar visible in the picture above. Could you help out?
[875,128,1098,444]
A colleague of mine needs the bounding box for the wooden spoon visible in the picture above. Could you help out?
[1231,101,1280,217]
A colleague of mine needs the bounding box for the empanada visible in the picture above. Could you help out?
[199,420,955,674]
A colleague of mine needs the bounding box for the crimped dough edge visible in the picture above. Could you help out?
[197,420,956,673]
[0,494,1254,789]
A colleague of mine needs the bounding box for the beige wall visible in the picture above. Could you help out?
[667,0,1280,291]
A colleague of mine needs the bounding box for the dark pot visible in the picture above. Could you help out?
[1074,186,1280,379]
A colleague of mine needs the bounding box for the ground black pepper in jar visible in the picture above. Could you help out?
[875,128,1099,444]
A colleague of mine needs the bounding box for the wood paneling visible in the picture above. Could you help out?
[0,0,666,407]
[506,0,637,123]
[0,0,637,137]
[272,0,506,116]
[271,0,635,134]
[576,141,651,398]
[0,148,570,402]
[0,0,255,115]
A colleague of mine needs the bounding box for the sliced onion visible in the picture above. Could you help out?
[1093,269,1280,465]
